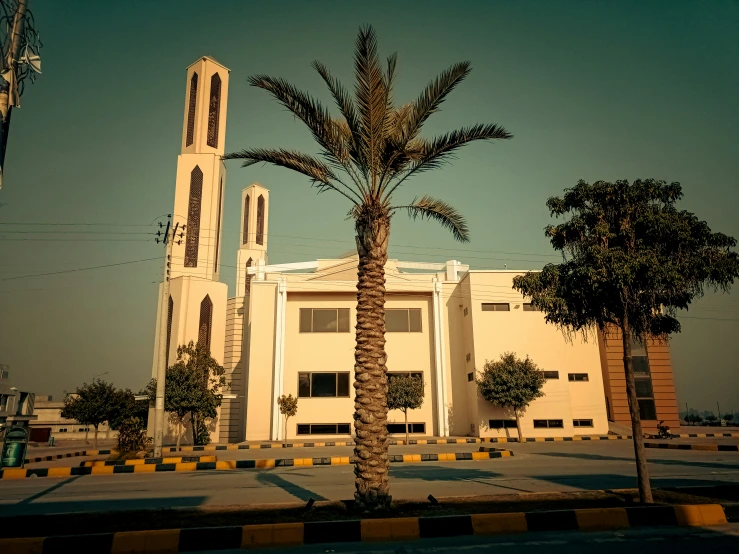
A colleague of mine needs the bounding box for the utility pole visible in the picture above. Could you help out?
[152,217,180,457]
[0,0,27,190]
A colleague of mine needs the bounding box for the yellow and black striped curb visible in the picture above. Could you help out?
[645,442,739,452]
[646,432,739,439]
[82,455,217,467]
[23,449,111,465]
[0,450,512,479]
[0,504,727,553]
[168,435,633,452]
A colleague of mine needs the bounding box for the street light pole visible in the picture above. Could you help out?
[153,219,178,457]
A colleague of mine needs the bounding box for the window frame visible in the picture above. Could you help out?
[533,419,564,429]
[573,419,594,428]
[385,308,422,332]
[489,419,517,429]
[387,422,426,434]
[481,303,510,312]
[568,373,589,382]
[522,303,540,311]
[296,423,351,435]
[543,370,559,379]
[297,372,351,398]
[299,308,351,333]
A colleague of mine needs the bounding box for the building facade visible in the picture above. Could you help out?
[151,57,679,445]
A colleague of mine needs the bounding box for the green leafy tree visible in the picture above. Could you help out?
[61,379,119,449]
[116,417,152,456]
[387,374,424,445]
[277,394,298,447]
[724,414,734,424]
[226,25,511,510]
[513,179,739,504]
[476,353,546,442]
[148,341,227,449]
[705,414,719,425]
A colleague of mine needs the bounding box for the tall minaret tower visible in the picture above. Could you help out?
[236,183,269,297]
[150,57,230,442]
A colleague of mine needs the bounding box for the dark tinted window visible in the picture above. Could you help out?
[573,419,593,427]
[543,371,559,379]
[313,309,338,332]
[638,399,657,420]
[299,309,312,332]
[337,372,350,397]
[489,419,517,429]
[522,303,539,311]
[338,309,350,332]
[337,423,351,434]
[568,373,589,382]
[467,372,474,382]
[297,424,310,435]
[311,373,337,397]
[299,309,351,333]
[298,373,311,397]
[533,419,564,428]
[635,379,653,398]
[633,356,650,375]
[387,423,425,434]
[296,423,351,435]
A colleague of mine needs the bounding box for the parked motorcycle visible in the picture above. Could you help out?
[657,420,673,439]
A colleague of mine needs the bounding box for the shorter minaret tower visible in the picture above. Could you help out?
[236,183,269,297]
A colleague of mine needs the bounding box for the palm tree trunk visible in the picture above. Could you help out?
[353,209,391,511]
[93,425,98,450]
[515,409,523,442]
[622,318,653,503]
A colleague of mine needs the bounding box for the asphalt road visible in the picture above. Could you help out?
[2,441,738,516]
[195,524,739,554]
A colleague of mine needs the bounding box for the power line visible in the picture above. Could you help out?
[0,257,160,281]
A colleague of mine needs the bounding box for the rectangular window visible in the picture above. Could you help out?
[464,307,468,316]
[638,399,657,420]
[635,379,653,398]
[533,419,564,429]
[481,303,510,312]
[543,371,559,379]
[522,303,540,311]
[297,372,351,398]
[385,309,422,332]
[467,372,474,382]
[568,373,589,382]
[466,353,471,362]
[489,419,517,429]
[299,308,351,333]
[387,423,426,434]
[573,419,593,427]
[631,336,650,374]
[296,423,351,435]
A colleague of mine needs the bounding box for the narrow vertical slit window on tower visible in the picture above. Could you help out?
[245,258,253,293]
[214,177,223,271]
[166,296,174,369]
[242,195,250,244]
[184,166,203,267]
[198,295,213,352]
[207,73,221,148]
[256,195,265,245]
[186,73,198,146]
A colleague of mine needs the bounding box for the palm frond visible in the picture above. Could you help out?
[393,195,470,242]
[248,75,349,165]
[384,123,512,200]
[401,62,472,144]
[354,25,389,190]
[224,148,360,204]
[311,60,364,167]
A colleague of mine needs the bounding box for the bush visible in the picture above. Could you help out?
[116,417,152,455]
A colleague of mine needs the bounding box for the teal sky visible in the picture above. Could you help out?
[0,1,737,415]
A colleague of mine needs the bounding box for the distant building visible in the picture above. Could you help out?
[0,364,37,435]
[150,56,680,444]
[30,395,113,441]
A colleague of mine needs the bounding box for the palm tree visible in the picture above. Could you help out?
[226,25,512,511]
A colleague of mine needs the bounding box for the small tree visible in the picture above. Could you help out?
[61,379,119,449]
[476,353,546,442]
[513,179,739,504]
[706,414,719,425]
[724,414,734,424]
[277,394,298,446]
[387,374,424,444]
[116,417,152,456]
[148,342,227,449]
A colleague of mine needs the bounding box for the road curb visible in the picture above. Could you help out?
[645,442,739,452]
[646,432,739,439]
[81,455,217,467]
[167,435,633,452]
[23,449,112,465]
[0,504,727,552]
[0,450,513,479]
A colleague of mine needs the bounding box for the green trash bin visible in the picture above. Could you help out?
[1,427,29,468]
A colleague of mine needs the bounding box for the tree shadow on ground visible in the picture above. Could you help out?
[529,473,739,494]
[255,471,328,502]
[389,464,531,492]
[536,451,739,470]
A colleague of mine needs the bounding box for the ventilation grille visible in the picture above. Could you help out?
[207,73,221,148]
[198,295,213,352]
[184,166,203,267]
[256,195,265,245]
[186,73,198,146]
[243,195,250,244]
